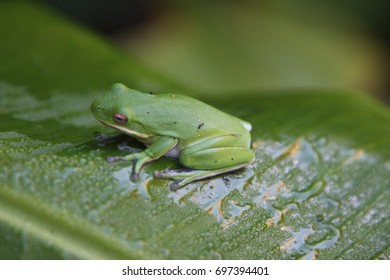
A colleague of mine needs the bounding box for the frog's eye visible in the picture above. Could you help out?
[112,113,128,125]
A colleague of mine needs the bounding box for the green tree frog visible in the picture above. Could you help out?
[91,83,255,190]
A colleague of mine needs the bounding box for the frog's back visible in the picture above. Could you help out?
[133,93,250,141]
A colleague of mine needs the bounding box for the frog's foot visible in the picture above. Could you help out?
[167,169,225,191]
[154,168,194,180]
[155,163,249,191]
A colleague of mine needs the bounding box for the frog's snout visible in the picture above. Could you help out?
[91,99,102,113]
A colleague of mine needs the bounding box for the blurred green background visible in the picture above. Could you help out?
[43,0,390,100]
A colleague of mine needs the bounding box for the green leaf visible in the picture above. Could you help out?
[0,2,389,259]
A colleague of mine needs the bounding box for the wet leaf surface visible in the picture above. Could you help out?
[0,2,389,259]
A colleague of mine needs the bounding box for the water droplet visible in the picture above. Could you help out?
[310,224,340,250]
[280,227,314,252]
[292,180,325,203]
[228,200,250,217]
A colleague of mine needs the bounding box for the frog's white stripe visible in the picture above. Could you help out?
[96,119,154,139]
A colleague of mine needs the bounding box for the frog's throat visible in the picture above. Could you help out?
[96,119,154,139]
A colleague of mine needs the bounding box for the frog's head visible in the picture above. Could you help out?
[91,83,132,124]
[91,83,147,135]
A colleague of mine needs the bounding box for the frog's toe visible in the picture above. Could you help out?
[154,168,193,179]
[130,172,139,182]
[154,169,175,178]
[170,180,183,191]
[153,170,163,178]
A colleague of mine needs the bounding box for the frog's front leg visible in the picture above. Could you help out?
[108,136,178,181]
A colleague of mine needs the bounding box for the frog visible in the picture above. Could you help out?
[91,83,255,190]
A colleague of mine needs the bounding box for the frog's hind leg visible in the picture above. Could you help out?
[155,162,251,190]
[155,145,254,190]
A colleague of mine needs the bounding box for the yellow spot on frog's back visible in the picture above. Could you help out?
[171,94,176,97]
[192,112,196,115]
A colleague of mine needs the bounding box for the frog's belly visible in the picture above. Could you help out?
[164,146,180,159]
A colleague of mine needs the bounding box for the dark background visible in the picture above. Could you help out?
[42,0,390,104]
